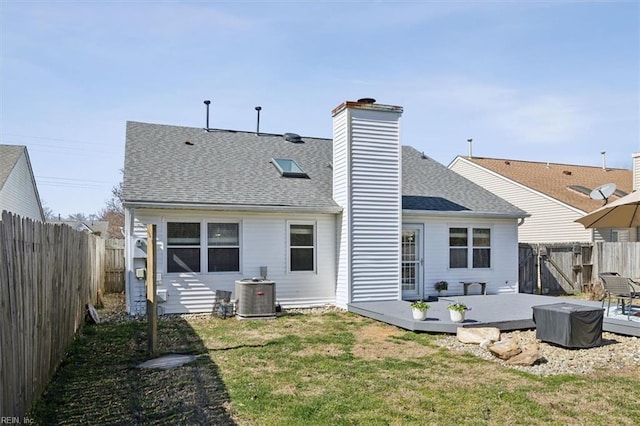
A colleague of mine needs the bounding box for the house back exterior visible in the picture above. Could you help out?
[123,100,527,315]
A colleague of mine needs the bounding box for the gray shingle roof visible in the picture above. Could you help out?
[402,147,527,216]
[123,122,338,210]
[0,145,26,191]
[123,121,526,217]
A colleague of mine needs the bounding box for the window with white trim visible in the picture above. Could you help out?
[449,227,491,269]
[166,221,241,274]
[207,223,240,272]
[449,227,468,268]
[289,223,315,271]
[167,222,201,273]
[472,228,491,268]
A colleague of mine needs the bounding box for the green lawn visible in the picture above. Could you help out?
[29,300,640,425]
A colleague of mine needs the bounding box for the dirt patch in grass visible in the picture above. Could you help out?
[233,354,286,375]
[352,323,437,361]
[294,343,345,357]
[527,379,638,425]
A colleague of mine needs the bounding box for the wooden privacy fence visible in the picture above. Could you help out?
[0,211,104,418]
[103,238,125,293]
[595,242,640,279]
[519,242,640,294]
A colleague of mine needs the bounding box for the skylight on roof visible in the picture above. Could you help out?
[568,185,629,199]
[272,158,309,178]
[568,185,592,196]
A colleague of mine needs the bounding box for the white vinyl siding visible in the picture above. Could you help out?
[332,110,350,308]
[406,215,519,296]
[450,158,593,243]
[348,109,402,303]
[125,208,158,315]
[0,151,44,221]
[125,209,336,314]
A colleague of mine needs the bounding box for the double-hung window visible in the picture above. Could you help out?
[207,223,240,272]
[167,221,240,273]
[449,227,468,268]
[167,222,201,273]
[289,223,315,272]
[472,228,491,268]
[449,227,491,269]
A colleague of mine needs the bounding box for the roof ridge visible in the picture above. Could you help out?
[468,156,630,171]
[126,120,332,142]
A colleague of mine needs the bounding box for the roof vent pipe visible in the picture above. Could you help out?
[255,106,262,135]
[204,100,211,131]
[467,138,473,157]
[601,151,606,170]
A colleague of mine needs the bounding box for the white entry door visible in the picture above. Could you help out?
[401,225,423,300]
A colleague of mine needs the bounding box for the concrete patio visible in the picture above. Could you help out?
[348,293,640,337]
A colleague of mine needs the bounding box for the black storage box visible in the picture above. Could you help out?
[532,303,603,348]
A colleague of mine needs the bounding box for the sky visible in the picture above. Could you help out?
[1,0,638,218]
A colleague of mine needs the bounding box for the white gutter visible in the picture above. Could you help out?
[402,209,530,219]
[124,201,343,214]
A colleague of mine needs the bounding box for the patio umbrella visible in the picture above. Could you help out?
[575,190,640,229]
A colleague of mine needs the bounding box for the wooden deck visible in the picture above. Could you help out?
[348,293,640,337]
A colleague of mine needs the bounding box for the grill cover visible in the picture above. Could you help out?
[532,303,603,348]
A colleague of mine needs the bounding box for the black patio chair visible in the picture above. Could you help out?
[599,273,640,320]
[212,290,234,318]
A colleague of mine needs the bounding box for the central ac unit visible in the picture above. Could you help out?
[235,279,276,318]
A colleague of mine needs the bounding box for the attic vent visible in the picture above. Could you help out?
[563,170,572,175]
[357,97,376,104]
[504,160,510,165]
[283,133,303,143]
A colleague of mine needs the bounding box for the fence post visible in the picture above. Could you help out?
[146,224,157,356]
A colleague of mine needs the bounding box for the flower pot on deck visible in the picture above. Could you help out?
[412,308,428,321]
[449,309,465,323]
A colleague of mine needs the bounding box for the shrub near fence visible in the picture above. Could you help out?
[0,211,104,418]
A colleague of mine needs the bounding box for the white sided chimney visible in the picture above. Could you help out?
[332,98,403,307]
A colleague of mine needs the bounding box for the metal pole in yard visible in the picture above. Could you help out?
[146,224,157,356]
[536,243,542,295]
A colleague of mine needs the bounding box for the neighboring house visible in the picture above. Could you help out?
[49,220,110,237]
[449,155,637,243]
[0,144,44,222]
[123,100,528,315]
